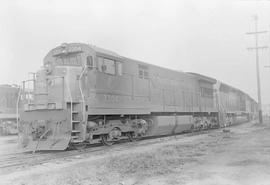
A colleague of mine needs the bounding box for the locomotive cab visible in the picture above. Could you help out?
[19,43,128,151]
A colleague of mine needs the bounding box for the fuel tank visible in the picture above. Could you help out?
[147,115,193,136]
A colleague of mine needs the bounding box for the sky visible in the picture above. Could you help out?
[0,0,269,111]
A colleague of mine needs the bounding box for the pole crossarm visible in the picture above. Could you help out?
[247,46,268,50]
[246,31,268,35]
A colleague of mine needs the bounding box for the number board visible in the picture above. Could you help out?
[53,46,82,56]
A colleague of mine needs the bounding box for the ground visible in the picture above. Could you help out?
[0,120,270,185]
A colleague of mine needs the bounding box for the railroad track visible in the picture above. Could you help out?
[0,124,242,172]
[0,146,107,171]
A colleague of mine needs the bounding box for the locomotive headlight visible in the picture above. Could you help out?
[45,62,53,74]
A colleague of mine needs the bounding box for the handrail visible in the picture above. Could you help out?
[22,76,66,110]
[22,78,35,105]
[16,85,22,141]
[65,70,73,130]
[79,66,87,123]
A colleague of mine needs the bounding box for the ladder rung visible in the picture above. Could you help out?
[70,140,83,143]
[34,93,48,95]
[67,102,80,104]
[71,136,79,139]
[72,120,80,123]
[71,130,80,133]
[72,111,79,114]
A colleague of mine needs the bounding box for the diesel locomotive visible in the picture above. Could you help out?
[0,84,20,135]
[18,43,258,151]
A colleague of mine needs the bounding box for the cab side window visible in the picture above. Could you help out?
[116,61,122,76]
[86,56,93,68]
[97,57,116,75]
[138,64,149,79]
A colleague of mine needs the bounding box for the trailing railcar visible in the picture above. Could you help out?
[214,82,257,127]
[246,96,258,120]
[18,43,256,151]
[0,84,20,135]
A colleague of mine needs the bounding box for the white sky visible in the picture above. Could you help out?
[0,0,269,110]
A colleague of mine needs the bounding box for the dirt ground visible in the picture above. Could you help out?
[1,120,270,185]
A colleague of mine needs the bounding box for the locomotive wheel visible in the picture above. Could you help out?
[101,128,122,146]
[190,125,195,132]
[101,135,115,146]
[127,132,136,142]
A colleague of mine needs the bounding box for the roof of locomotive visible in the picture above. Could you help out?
[92,45,122,59]
[0,84,19,89]
[218,81,257,103]
[187,72,217,84]
[45,43,199,79]
[44,43,122,61]
[45,43,257,103]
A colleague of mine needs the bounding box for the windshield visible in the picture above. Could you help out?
[55,53,82,66]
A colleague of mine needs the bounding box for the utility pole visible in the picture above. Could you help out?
[246,14,268,124]
[265,24,270,118]
[266,63,270,117]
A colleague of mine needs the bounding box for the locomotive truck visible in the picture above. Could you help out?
[18,43,258,151]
